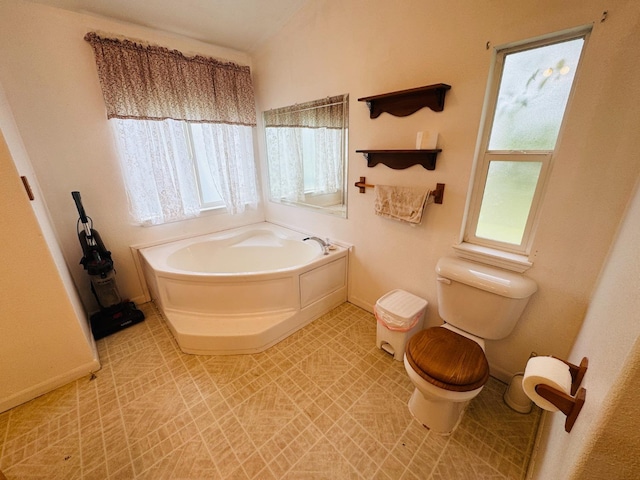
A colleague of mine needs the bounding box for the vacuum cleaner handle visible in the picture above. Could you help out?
[71,191,89,224]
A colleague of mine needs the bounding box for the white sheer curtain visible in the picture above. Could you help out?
[190,123,258,214]
[266,126,342,202]
[310,127,342,194]
[265,127,304,202]
[112,119,258,225]
[112,118,200,226]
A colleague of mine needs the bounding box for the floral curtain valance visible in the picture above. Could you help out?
[84,32,256,126]
[263,95,347,129]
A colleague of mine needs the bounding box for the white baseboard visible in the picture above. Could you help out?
[489,364,515,384]
[0,359,100,413]
[347,295,373,313]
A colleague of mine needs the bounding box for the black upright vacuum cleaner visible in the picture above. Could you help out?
[72,191,144,339]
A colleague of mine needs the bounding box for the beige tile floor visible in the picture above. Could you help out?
[0,302,541,479]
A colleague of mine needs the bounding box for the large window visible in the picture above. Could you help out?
[112,119,257,225]
[85,32,258,226]
[463,28,590,260]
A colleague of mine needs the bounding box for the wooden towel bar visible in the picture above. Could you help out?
[354,177,445,204]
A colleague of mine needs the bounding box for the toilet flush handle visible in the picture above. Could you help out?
[436,276,451,285]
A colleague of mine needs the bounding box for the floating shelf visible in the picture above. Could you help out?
[358,83,451,118]
[356,149,441,170]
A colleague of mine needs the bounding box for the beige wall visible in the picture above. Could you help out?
[0,1,265,313]
[531,178,640,479]
[252,0,640,379]
[0,123,99,412]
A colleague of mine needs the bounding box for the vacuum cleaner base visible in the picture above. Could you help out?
[90,302,145,340]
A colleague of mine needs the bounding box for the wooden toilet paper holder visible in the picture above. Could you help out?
[534,357,588,433]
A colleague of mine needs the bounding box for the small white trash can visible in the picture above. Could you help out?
[375,289,427,361]
[504,372,533,413]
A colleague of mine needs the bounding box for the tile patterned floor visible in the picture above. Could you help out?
[0,302,541,479]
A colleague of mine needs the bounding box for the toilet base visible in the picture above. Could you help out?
[407,388,469,435]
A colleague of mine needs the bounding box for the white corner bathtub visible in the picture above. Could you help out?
[137,223,349,355]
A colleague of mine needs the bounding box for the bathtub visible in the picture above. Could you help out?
[137,223,349,355]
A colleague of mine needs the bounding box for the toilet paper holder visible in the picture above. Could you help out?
[535,356,588,433]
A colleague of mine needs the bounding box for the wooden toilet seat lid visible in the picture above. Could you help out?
[405,328,489,392]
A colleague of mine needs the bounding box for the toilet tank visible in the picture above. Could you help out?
[436,257,537,340]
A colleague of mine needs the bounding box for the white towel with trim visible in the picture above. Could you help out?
[374,185,430,224]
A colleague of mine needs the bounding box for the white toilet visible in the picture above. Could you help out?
[403,256,537,434]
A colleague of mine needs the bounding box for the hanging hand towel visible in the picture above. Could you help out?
[374,185,430,224]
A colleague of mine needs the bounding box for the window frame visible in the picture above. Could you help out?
[462,26,591,261]
[465,152,553,255]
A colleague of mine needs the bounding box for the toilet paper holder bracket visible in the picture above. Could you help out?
[535,356,588,433]
[552,356,588,395]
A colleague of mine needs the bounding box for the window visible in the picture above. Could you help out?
[188,121,257,212]
[112,119,257,225]
[85,32,259,226]
[462,28,590,261]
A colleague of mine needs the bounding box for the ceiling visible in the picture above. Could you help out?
[23,0,310,52]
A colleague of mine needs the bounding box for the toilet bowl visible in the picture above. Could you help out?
[403,324,489,433]
[402,257,537,434]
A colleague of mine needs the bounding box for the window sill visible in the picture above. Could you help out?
[200,204,227,214]
[452,243,532,273]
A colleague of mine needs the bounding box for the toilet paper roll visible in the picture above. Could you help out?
[522,356,573,412]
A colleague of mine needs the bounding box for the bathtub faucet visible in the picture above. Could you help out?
[303,236,330,255]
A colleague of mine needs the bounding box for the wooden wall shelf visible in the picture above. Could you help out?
[358,83,451,118]
[356,149,441,170]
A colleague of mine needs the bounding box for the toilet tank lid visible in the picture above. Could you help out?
[436,257,537,299]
